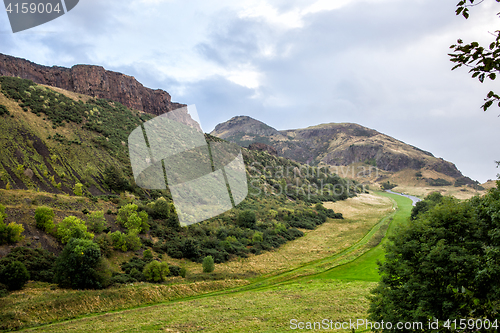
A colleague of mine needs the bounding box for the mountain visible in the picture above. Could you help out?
[211,116,475,185]
[0,53,185,116]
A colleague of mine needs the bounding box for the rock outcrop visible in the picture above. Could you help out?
[0,53,185,115]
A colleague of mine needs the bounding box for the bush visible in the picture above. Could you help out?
[151,197,170,219]
[143,249,153,262]
[237,210,257,229]
[86,211,107,233]
[56,216,94,244]
[73,183,84,196]
[54,238,102,289]
[34,206,55,232]
[180,267,187,278]
[0,261,30,290]
[0,247,56,282]
[121,257,147,275]
[103,165,130,192]
[168,264,181,277]
[202,256,215,273]
[95,233,113,257]
[380,181,397,190]
[0,104,9,116]
[0,205,25,244]
[116,204,149,233]
[110,231,127,251]
[426,178,452,186]
[143,261,169,282]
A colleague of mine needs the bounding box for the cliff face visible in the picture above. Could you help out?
[0,53,185,115]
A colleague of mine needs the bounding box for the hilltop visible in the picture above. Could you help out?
[211,116,480,193]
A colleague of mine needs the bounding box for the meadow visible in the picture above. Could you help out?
[7,192,412,333]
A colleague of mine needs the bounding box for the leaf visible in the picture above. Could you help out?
[489,73,496,80]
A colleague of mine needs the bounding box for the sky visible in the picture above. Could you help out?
[0,0,499,183]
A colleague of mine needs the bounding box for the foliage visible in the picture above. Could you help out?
[56,216,94,244]
[73,183,84,196]
[110,231,127,251]
[237,210,257,229]
[0,261,30,291]
[103,165,131,192]
[143,261,170,282]
[54,238,102,289]
[380,181,397,190]
[369,186,500,330]
[34,206,55,232]
[202,256,215,273]
[86,211,107,233]
[180,266,187,278]
[410,192,443,220]
[0,247,56,282]
[449,0,500,111]
[143,249,153,262]
[151,197,170,219]
[0,104,9,116]
[0,205,24,244]
[116,203,149,234]
[426,178,452,186]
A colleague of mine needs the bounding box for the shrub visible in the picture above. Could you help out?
[143,249,153,262]
[110,231,127,251]
[125,230,142,251]
[237,210,257,229]
[103,165,130,192]
[0,247,56,282]
[168,264,181,276]
[180,267,187,278]
[86,211,107,233]
[151,197,170,219]
[202,255,215,273]
[0,261,30,290]
[252,231,263,243]
[426,178,452,186]
[54,238,102,289]
[95,233,113,257]
[380,181,397,190]
[121,257,147,275]
[143,261,169,282]
[116,204,149,233]
[73,183,84,196]
[56,216,94,244]
[0,104,9,116]
[34,206,55,232]
[0,205,25,244]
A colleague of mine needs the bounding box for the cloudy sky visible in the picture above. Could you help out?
[1,0,499,183]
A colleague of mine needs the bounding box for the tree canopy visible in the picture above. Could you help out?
[369,186,500,331]
[449,0,500,111]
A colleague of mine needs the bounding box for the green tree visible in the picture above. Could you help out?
[152,197,170,219]
[110,230,127,251]
[73,183,84,196]
[86,211,107,233]
[142,261,169,282]
[103,165,130,192]
[0,205,25,244]
[116,204,149,233]
[237,210,257,229]
[56,216,94,244]
[54,238,102,289]
[449,0,500,111]
[0,261,30,290]
[202,255,215,273]
[369,186,500,331]
[143,249,154,262]
[34,206,55,232]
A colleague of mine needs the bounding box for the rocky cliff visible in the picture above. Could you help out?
[0,53,185,115]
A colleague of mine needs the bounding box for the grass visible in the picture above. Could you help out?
[317,193,412,281]
[7,192,399,332]
[21,280,375,333]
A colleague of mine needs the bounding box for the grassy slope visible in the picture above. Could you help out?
[317,192,412,281]
[15,192,403,333]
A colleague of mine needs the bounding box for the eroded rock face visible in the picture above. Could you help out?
[0,53,185,116]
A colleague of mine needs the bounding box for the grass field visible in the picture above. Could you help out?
[7,192,410,333]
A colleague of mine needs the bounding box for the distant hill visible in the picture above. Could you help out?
[211,116,476,186]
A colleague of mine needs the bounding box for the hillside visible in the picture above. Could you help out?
[211,116,477,188]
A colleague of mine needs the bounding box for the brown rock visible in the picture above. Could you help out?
[0,53,186,116]
[23,168,34,179]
